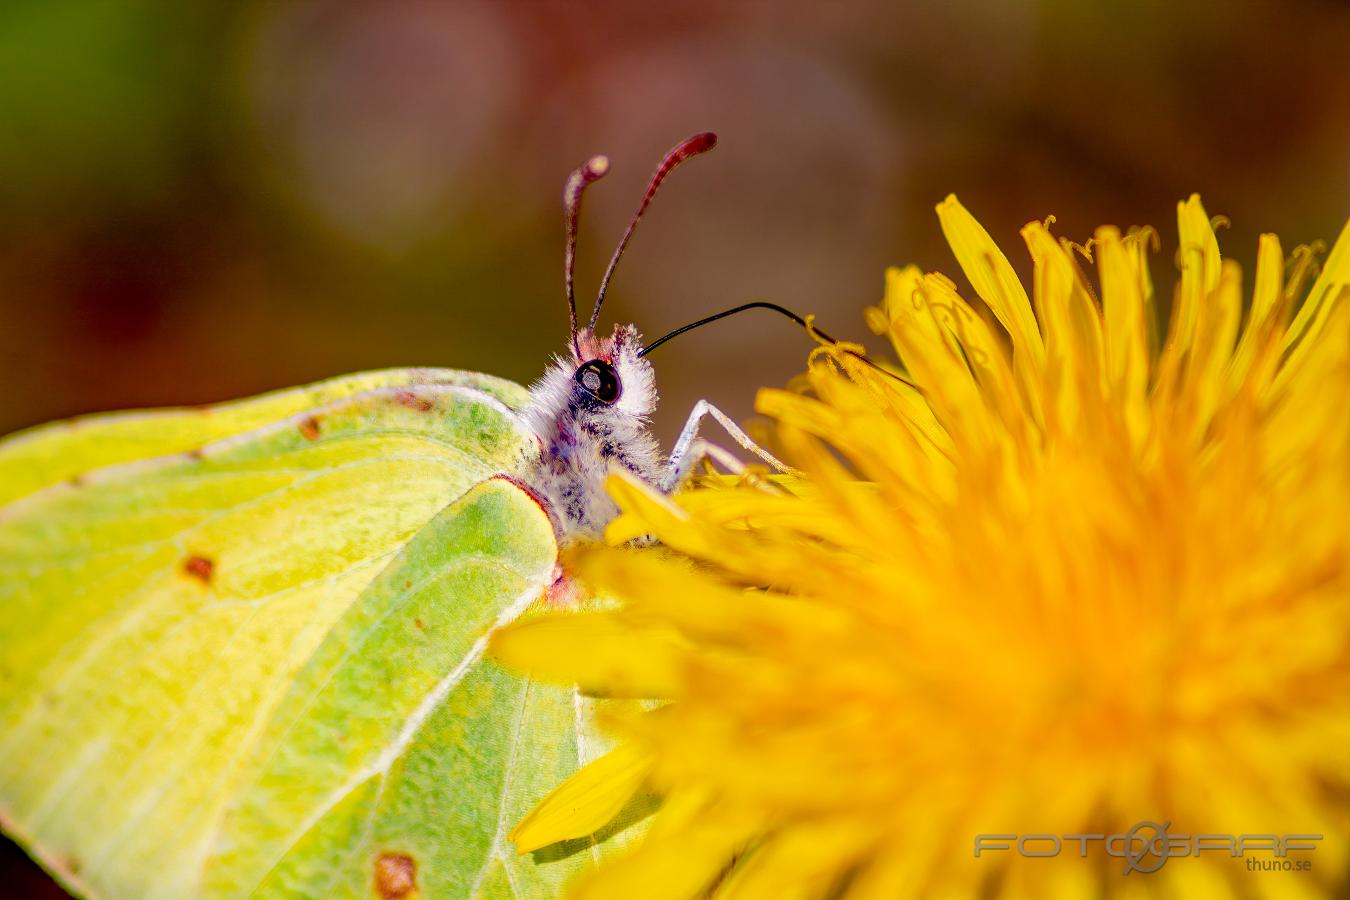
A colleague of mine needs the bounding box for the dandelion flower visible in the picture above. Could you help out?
[492,196,1350,899]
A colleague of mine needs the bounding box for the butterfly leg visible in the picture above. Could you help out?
[660,400,795,492]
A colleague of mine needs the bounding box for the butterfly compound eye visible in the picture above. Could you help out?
[575,359,622,404]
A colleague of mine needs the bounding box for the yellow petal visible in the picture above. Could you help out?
[1095,225,1150,443]
[570,802,762,900]
[1173,193,1222,350]
[509,742,653,854]
[1228,232,1285,395]
[936,195,1045,365]
[1021,220,1106,436]
[569,544,852,647]
[489,610,687,698]
[1280,216,1350,382]
[912,271,1028,445]
[602,471,704,552]
[1179,258,1242,444]
[1285,215,1350,351]
[603,471,805,587]
[1251,232,1286,326]
[716,819,873,900]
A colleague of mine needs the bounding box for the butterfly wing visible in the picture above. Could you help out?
[0,371,626,898]
[0,367,533,505]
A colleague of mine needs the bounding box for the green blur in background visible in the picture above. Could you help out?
[0,0,1348,891]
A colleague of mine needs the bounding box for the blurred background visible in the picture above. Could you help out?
[0,0,1348,893]
[2,0,1349,450]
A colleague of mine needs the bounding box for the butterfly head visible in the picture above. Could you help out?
[568,322,655,420]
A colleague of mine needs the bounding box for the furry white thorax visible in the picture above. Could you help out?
[521,324,663,542]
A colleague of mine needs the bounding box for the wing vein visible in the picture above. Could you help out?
[467,679,533,898]
[249,567,550,892]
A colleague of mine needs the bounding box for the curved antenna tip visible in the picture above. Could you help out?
[683,132,718,153]
[585,155,610,177]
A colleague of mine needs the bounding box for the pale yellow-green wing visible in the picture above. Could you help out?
[0,373,637,899]
[0,367,532,506]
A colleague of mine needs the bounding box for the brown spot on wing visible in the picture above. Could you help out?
[374,852,417,899]
[299,416,321,441]
[393,390,433,413]
[184,555,215,584]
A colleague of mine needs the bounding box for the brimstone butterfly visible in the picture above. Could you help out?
[0,133,816,899]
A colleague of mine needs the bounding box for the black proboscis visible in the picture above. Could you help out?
[640,301,918,390]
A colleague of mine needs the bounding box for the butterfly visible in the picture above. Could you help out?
[0,133,820,899]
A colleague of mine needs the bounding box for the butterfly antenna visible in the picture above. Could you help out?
[587,132,718,335]
[563,154,610,358]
